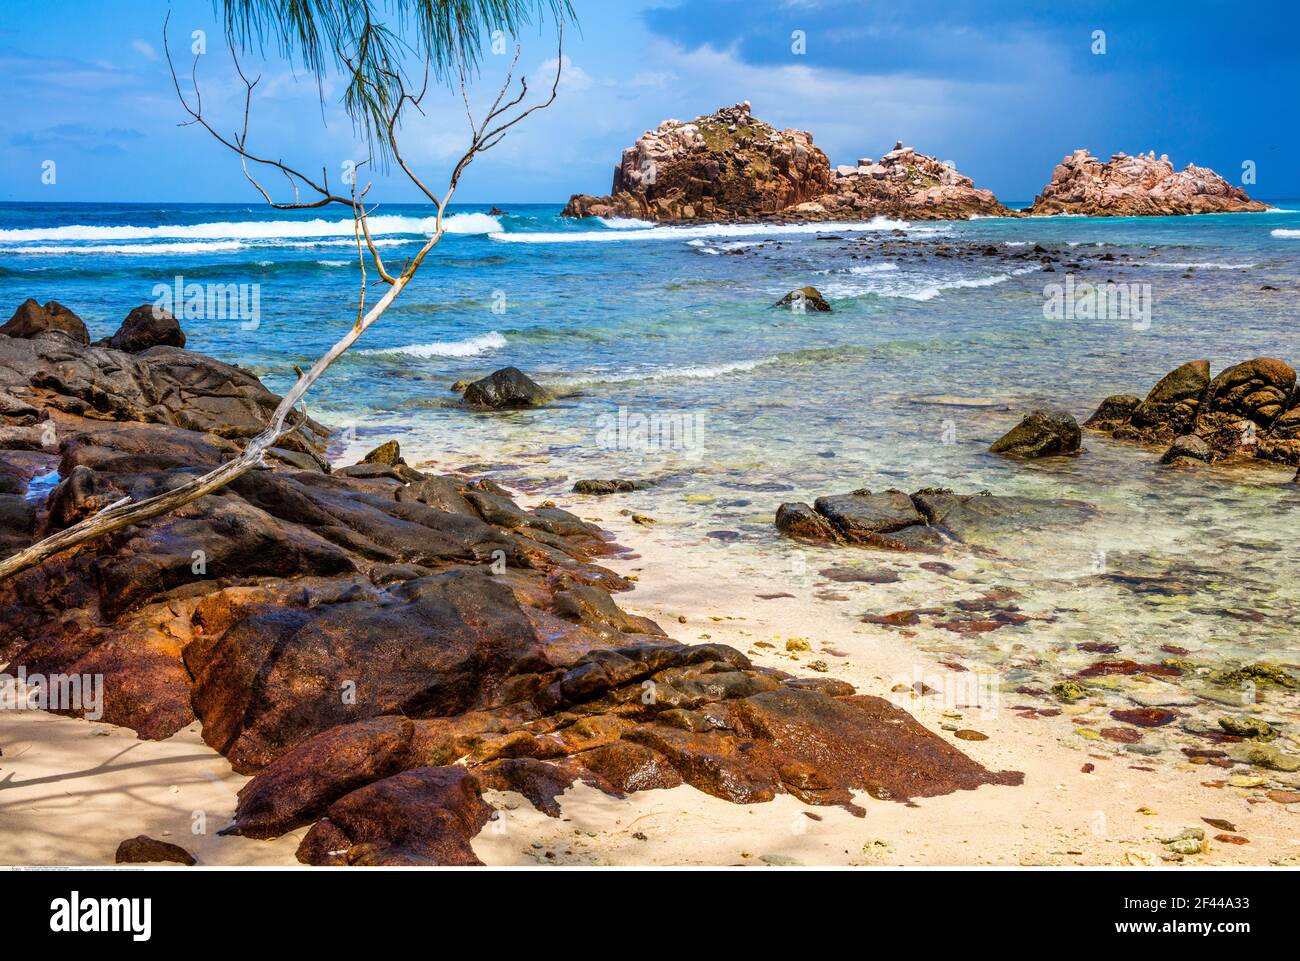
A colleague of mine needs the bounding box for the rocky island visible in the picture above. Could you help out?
[1028,149,1267,217]
[562,102,1009,223]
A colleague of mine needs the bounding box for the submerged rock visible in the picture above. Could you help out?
[989,409,1082,458]
[775,486,1094,552]
[573,478,642,495]
[462,367,552,410]
[775,287,832,312]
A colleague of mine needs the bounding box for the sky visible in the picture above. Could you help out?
[0,0,1296,204]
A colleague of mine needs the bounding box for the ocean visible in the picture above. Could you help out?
[2,200,1299,702]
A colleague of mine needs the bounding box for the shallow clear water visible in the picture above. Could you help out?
[3,201,1299,739]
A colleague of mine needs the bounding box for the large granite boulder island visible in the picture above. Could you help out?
[1028,150,1267,216]
[563,102,1011,223]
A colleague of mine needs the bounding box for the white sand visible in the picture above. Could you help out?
[2,510,1297,867]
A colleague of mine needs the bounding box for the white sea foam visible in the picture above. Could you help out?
[815,265,1038,302]
[1149,262,1255,269]
[0,212,500,244]
[359,331,507,359]
[596,217,655,229]
[1272,229,1300,238]
[490,216,930,245]
[814,262,899,275]
[553,356,780,389]
[0,237,410,256]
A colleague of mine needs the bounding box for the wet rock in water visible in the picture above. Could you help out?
[1160,433,1212,465]
[775,501,841,543]
[115,835,196,865]
[360,440,403,466]
[1,298,89,345]
[462,367,551,410]
[1052,681,1087,702]
[819,566,901,584]
[774,287,832,312]
[102,304,186,353]
[296,767,493,866]
[1086,356,1300,469]
[1110,707,1178,728]
[1217,716,1275,741]
[813,489,928,549]
[1229,742,1300,772]
[775,486,1094,552]
[1084,394,1140,429]
[573,478,642,495]
[989,409,1082,458]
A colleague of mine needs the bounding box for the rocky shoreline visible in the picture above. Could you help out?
[0,301,1023,865]
[563,102,1265,223]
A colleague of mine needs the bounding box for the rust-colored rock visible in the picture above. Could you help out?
[296,767,493,866]
[1028,150,1267,216]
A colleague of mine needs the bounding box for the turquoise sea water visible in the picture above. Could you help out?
[3,201,1299,729]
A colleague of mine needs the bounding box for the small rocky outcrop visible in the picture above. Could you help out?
[361,440,403,467]
[813,141,1010,220]
[989,409,1082,458]
[776,487,1095,551]
[563,104,1008,223]
[573,479,642,495]
[1028,150,1267,216]
[100,304,186,353]
[774,287,831,312]
[1,299,89,345]
[1087,357,1299,467]
[114,835,197,865]
[462,367,552,410]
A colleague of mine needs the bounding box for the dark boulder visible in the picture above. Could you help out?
[775,286,831,312]
[462,367,551,410]
[360,440,403,466]
[573,479,641,495]
[114,835,196,865]
[989,409,1081,458]
[775,502,840,543]
[1,299,89,345]
[103,304,186,353]
[1160,434,1212,465]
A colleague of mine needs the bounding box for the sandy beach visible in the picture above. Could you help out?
[4,496,1296,869]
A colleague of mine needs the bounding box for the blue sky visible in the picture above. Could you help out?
[1,0,1296,204]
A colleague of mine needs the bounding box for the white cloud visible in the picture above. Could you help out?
[131,39,157,61]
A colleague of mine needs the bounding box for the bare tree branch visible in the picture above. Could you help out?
[0,13,565,582]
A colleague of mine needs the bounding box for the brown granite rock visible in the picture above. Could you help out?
[1,299,89,345]
[115,835,196,865]
[1029,150,1267,216]
[296,767,493,866]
